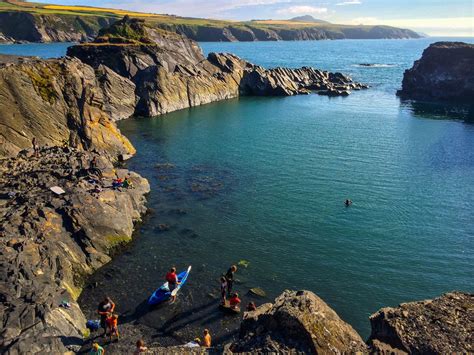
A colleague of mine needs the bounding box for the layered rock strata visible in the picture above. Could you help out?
[0,146,149,353]
[67,17,368,117]
[0,56,136,158]
[398,42,474,102]
[0,11,421,44]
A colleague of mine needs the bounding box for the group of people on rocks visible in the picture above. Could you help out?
[220,265,242,311]
[89,263,261,353]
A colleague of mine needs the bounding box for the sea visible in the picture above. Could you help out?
[1,37,473,346]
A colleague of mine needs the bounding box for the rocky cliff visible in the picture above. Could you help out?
[0,2,421,44]
[0,55,136,158]
[368,292,473,354]
[67,17,367,117]
[398,42,474,102]
[0,12,114,43]
[0,147,150,354]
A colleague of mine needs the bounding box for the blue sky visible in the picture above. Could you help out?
[37,0,473,36]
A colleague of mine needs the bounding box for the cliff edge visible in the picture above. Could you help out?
[398,42,474,102]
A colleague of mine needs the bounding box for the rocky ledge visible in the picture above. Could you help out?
[229,290,472,354]
[398,41,474,102]
[0,146,149,353]
[368,291,473,354]
[67,17,368,117]
[230,290,367,353]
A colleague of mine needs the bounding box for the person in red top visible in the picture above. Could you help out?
[106,313,119,341]
[97,296,115,336]
[166,267,180,304]
[229,292,241,310]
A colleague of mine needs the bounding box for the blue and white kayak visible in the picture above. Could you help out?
[148,266,192,306]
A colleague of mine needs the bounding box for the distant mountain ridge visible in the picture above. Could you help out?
[0,0,422,43]
[289,15,331,24]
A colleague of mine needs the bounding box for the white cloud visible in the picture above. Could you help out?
[276,5,328,16]
[106,0,291,17]
[336,0,361,5]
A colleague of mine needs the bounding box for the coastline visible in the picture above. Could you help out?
[0,19,472,350]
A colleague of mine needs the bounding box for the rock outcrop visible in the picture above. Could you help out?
[368,292,473,354]
[0,146,149,353]
[67,17,368,117]
[230,290,367,354]
[398,42,474,102]
[0,11,114,43]
[0,55,136,158]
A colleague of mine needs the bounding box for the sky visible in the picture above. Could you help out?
[36,0,474,36]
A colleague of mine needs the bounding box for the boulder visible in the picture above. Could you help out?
[231,290,367,354]
[368,292,473,354]
[398,42,474,102]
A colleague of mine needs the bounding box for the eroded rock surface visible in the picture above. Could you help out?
[68,17,368,117]
[0,56,136,158]
[368,292,473,354]
[230,290,367,354]
[398,42,474,102]
[0,146,149,354]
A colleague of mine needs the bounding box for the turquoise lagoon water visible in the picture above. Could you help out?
[2,38,473,344]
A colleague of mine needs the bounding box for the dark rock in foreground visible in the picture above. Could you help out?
[398,42,474,102]
[230,290,367,353]
[369,292,473,354]
[0,146,149,353]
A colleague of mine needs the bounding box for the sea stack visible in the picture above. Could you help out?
[398,41,474,102]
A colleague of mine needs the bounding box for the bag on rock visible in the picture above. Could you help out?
[86,320,101,331]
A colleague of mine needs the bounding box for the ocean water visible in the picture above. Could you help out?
[2,38,473,346]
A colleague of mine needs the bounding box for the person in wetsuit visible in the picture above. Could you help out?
[225,265,237,296]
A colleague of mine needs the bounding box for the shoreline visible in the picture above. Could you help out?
[0,19,473,354]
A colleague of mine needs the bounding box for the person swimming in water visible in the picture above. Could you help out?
[345,199,352,206]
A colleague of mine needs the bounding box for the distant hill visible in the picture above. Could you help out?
[289,15,330,24]
[0,0,422,43]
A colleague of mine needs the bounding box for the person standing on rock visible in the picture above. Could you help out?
[97,296,115,336]
[166,267,180,304]
[220,276,228,305]
[225,265,237,296]
[203,329,212,348]
[32,137,40,157]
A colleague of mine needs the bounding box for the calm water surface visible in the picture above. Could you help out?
[2,38,473,345]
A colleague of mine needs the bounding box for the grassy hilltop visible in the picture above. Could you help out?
[0,0,422,42]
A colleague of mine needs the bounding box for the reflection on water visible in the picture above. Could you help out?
[401,99,474,123]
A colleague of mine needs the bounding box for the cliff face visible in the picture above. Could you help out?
[0,147,150,354]
[0,9,421,43]
[0,12,114,43]
[67,18,368,117]
[0,56,136,158]
[398,42,474,102]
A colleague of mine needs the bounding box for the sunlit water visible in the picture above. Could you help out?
[2,38,473,347]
